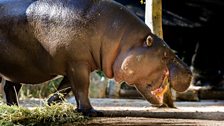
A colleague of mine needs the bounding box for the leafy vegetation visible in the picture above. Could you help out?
[19,77,64,99]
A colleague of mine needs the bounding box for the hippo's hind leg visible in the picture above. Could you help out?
[3,80,22,106]
[47,76,72,105]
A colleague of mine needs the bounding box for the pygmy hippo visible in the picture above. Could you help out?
[0,0,192,116]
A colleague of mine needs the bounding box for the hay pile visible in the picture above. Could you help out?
[0,101,87,126]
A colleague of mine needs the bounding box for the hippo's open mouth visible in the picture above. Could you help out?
[150,68,169,99]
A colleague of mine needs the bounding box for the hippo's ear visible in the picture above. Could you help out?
[146,36,153,47]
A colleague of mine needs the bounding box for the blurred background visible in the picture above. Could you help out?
[0,0,224,102]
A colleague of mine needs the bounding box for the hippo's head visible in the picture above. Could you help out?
[113,33,192,106]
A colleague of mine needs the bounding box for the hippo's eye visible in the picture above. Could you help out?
[162,52,168,61]
[146,36,153,47]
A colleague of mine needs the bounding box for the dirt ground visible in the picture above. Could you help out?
[18,97,224,126]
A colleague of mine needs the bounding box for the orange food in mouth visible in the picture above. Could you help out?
[151,69,169,97]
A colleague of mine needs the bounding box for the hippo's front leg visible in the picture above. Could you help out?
[67,62,103,117]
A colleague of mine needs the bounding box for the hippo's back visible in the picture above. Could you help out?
[0,0,88,83]
[26,0,96,43]
[1,0,98,42]
[0,0,104,83]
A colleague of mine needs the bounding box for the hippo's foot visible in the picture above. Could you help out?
[76,108,104,117]
[152,103,176,108]
[47,93,65,105]
[159,103,176,108]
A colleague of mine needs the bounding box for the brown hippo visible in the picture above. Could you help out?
[0,0,192,116]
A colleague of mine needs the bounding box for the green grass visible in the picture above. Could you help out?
[0,101,88,126]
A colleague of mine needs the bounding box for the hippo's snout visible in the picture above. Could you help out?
[168,58,192,92]
[135,58,192,106]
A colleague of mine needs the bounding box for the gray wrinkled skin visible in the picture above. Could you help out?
[0,0,192,116]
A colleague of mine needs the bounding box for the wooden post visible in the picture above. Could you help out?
[145,0,163,38]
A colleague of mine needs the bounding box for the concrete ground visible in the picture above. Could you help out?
[83,117,224,126]
[19,98,224,125]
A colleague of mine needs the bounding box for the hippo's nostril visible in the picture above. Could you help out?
[146,84,152,89]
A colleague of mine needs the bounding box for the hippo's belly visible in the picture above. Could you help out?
[0,61,57,84]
